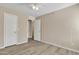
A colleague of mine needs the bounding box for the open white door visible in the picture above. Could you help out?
[34,19,41,41]
[4,13,18,47]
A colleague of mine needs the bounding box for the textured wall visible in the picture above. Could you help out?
[39,4,79,52]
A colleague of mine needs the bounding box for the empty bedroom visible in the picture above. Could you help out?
[0,3,79,55]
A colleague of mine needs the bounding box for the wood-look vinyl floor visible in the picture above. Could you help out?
[0,39,79,55]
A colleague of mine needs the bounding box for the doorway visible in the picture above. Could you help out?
[28,19,41,42]
[28,20,34,42]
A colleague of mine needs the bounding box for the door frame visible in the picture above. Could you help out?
[27,16,36,42]
[27,20,33,39]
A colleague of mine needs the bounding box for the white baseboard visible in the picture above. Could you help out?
[41,40,79,53]
[16,40,28,45]
[0,46,5,49]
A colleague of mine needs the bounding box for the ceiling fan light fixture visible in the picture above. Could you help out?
[36,7,39,10]
[32,4,39,11]
[32,5,36,10]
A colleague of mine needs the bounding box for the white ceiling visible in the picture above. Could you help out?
[0,3,76,17]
